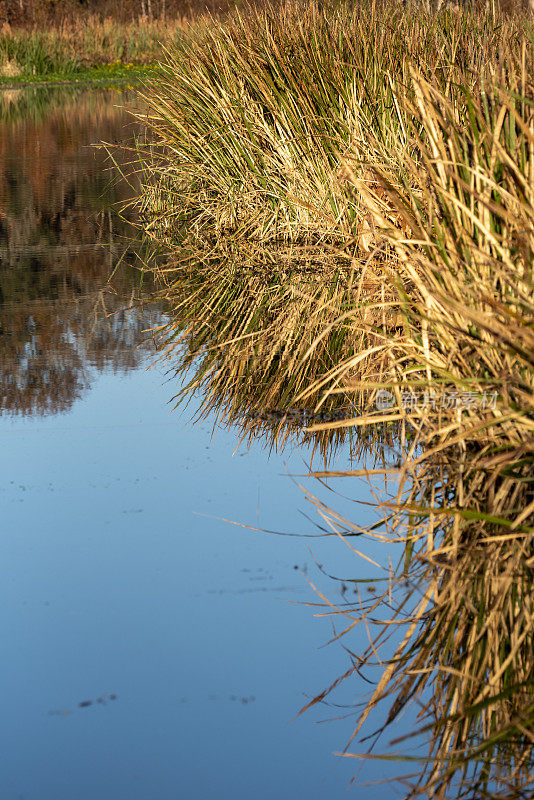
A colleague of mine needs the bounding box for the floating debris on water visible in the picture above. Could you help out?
[48,693,118,716]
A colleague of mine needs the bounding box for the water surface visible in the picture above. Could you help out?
[0,87,407,800]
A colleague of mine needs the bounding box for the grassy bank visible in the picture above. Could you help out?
[131,2,534,796]
[0,17,185,85]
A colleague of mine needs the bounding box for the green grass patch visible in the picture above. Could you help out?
[0,62,161,87]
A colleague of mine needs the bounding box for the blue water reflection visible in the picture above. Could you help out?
[1,360,408,799]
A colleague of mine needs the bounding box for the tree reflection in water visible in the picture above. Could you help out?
[0,87,164,417]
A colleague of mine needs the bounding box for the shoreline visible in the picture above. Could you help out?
[0,64,159,89]
[0,16,183,89]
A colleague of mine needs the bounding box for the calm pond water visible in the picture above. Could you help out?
[0,86,410,799]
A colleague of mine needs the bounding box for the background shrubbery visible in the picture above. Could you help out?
[0,0,241,28]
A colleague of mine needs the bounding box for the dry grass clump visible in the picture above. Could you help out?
[136,0,527,247]
[0,57,20,76]
[132,1,534,796]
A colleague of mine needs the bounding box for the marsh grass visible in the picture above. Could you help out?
[298,69,534,798]
[131,1,534,795]
[0,17,185,81]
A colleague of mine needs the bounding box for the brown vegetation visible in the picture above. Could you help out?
[0,0,231,28]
